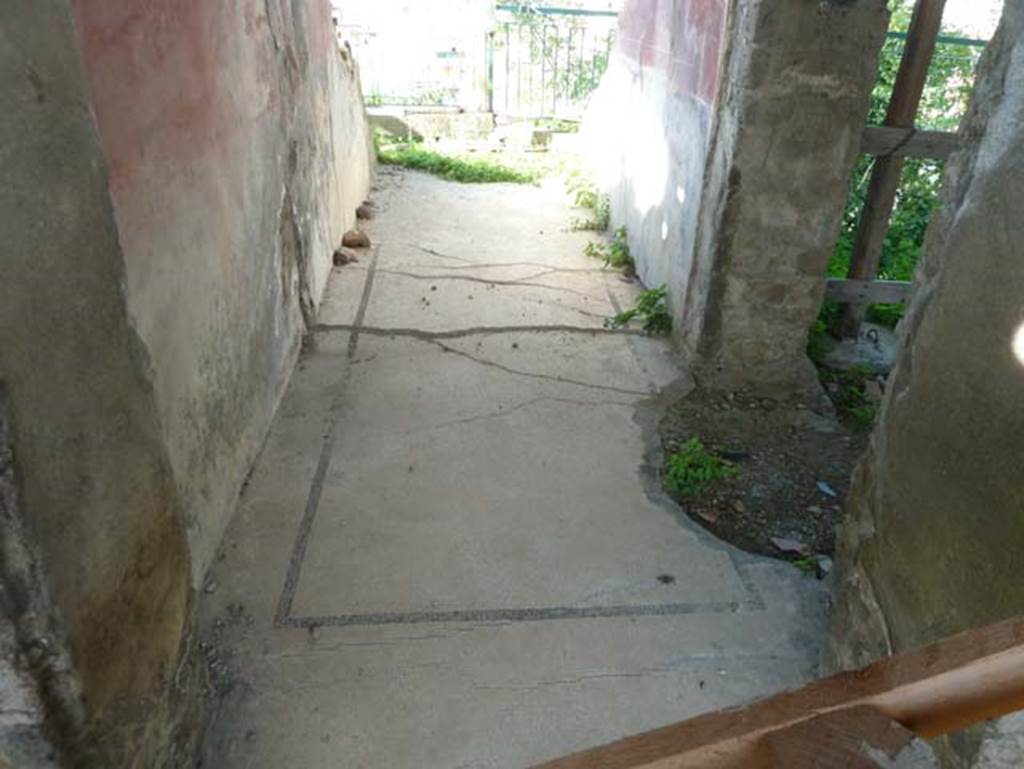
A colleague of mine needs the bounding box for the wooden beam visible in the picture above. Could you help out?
[837,0,948,340]
[825,278,912,305]
[861,126,959,159]
[761,707,936,768]
[532,617,1024,769]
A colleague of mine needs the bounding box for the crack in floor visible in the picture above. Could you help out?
[313,323,646,340]
[428,340,652,397]
[402,244,477,264]
[374,268,603,299]
[392,247,611,274]
[471,670,663,692]
[411,395,633,433]
[201,170,830,769]
[312,323,652,395]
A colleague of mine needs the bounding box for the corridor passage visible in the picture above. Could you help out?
[198,169,828,768]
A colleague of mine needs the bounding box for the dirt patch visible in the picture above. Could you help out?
[658,387,868,567]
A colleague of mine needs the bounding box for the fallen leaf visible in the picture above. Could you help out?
[770,536,811,556]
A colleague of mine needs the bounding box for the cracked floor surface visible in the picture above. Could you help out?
[197,169,829,768]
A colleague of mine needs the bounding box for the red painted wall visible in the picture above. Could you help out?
[65,0,372,585]
[618,0,726,104]
[72,1,267,193]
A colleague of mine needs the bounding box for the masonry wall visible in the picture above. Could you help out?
[0,0,372,764]
[589,0,887,391]
[0,2,191,763]
[586,0,727,332]
[683,0,888,390]
[70,0,374,583]
[829,3,1024,763]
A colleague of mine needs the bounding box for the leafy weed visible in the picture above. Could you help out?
[585,225,632,270]
[566,172,610,231]
[817,363,880,431]
[606,284,671,335]
[664,438,738,497]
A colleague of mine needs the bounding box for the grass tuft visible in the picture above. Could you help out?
[377,143,537,184]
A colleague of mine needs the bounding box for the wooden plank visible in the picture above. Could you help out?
[532,616,1024,769]
[761,707,936,768]
[825,278,912,305]
[861,126,959,159]
[837,0,948,339]
[884,0,949,127]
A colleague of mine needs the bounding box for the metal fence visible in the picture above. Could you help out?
[489,5,618,120]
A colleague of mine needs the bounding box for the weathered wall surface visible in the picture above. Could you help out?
[1,0,372,764]
[829,3,1024,765]
[683,0,888,390]
[70,0,374,582]
[0,1,191,764]
[588,0,886,392]
[0,392,75,769]
[586,0,727,331]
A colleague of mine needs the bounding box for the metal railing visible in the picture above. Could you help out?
[489,5,618,119]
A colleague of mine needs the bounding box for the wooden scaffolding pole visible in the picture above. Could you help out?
[835,0,947,339]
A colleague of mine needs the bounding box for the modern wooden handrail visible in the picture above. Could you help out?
[532,617,1024,769]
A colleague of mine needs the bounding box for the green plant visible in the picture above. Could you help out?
[806,317,835,367]
[817,1,983,334]
[534,118,580,133]
[507,9,612,107]
[664,438,738,497]
[817,363,880,431]
[584,225,633,270]
[566,172,610,231]
[791,557,819,575]
[605,284,672,335]
[377,143,537,184]
[606,226,632,269]
[373,128,415,155]
[847,404,877,430]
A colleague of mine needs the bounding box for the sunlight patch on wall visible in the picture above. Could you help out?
[582,61,670,216]
[1013,322,1024,366]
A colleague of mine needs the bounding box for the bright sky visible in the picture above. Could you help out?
[942,0,1002,38]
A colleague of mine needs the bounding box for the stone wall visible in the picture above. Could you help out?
[585,0,728,332]
[588,0,887,391]
[70,0,374,583]
[683,0,888,390]
[0,0,372,764]
[829,2,1024,765]
[0,2,191,763]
